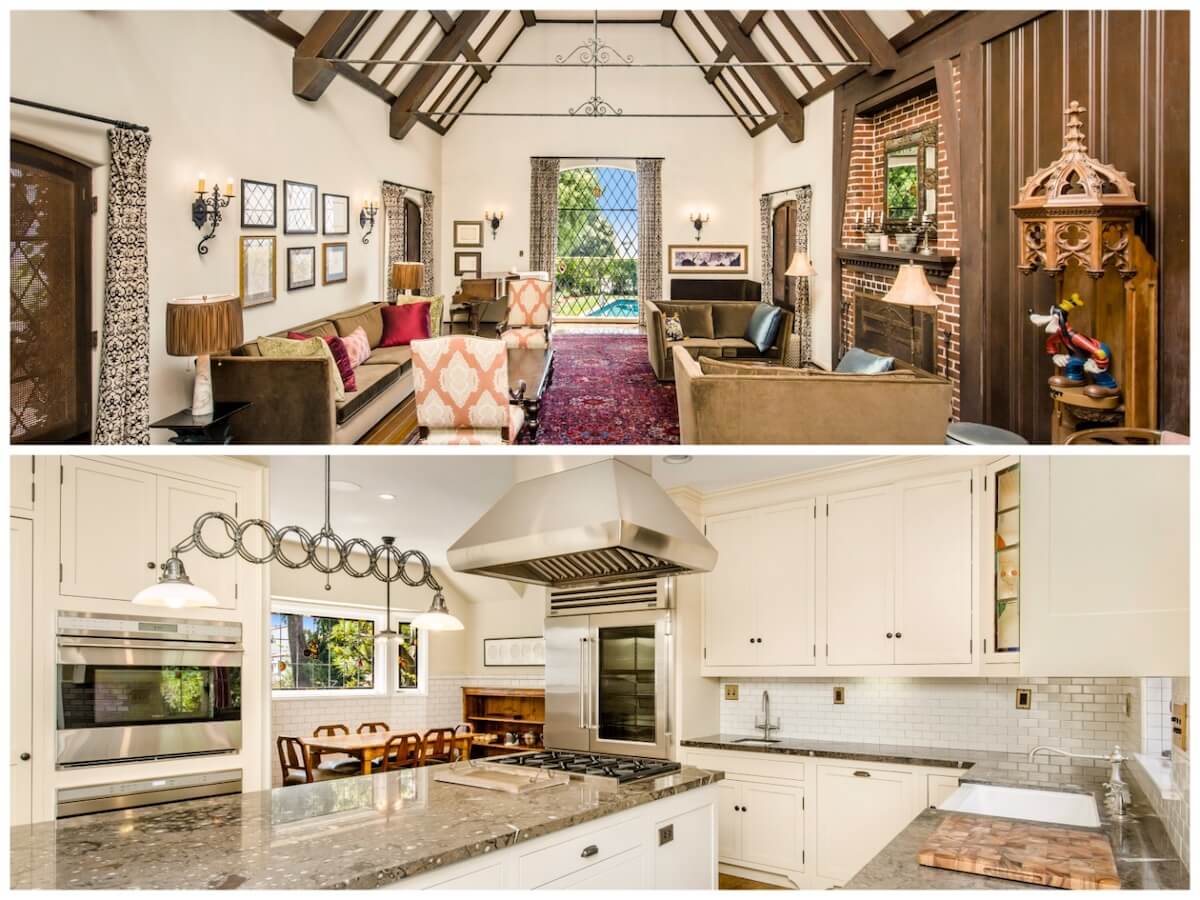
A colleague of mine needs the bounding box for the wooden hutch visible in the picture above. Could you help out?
[461,687,546,758]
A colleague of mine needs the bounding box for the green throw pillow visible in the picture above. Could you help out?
[257,335,346,402]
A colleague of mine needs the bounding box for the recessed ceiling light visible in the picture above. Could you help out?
[378,492,396,501]
[662,455,693,465]
[329,480,361,493]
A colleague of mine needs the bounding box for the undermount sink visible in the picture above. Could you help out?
[733,737,781,745]
[938,783,1101,828]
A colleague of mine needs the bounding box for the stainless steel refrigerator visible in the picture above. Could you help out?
[544,579,674,760]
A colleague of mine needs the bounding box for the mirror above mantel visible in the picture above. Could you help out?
[884,124,938,227]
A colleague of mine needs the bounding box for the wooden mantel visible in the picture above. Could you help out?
[835,247,958,287]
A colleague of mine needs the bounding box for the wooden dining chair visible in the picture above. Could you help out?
[277,736,343,786]
[420,727,462,766]
[357,722,391,734]
[381,733,423,772]
[311,724,359,775]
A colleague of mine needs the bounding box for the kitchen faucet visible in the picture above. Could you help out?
[1028,744,1131,817]
[754,690,780,740]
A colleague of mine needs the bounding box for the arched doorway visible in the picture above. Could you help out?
[555,165,638,321]
[403,197,421,262]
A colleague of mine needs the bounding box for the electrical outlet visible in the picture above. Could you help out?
[724,684,739,701]
[658,824,674,846]
[833,686,845,705]
[1015,687,1032,710]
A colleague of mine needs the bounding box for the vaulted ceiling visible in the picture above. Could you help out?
[236,10,955,143]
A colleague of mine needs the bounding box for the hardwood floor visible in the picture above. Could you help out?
[358,396,418,445]
[719,873,786,890]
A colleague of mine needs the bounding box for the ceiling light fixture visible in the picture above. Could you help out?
[412,592,465,632]
[378,492,396,501]
[662,455,693,465]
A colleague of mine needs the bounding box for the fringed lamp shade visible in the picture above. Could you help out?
[391,262,424,293]
[1012,101,1145,279]
[165,294,243,357]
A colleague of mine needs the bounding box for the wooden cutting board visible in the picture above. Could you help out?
[917,814,1120,889]
[433,765,569,794]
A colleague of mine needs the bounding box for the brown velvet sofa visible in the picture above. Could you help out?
[673,347,953,444]
[212,301,412,444]
[645,299,793,381]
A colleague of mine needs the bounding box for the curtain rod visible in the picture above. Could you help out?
[533,156,664,161]
[382,178,432,195]
[11,97,150,133]
[762,183,812,197]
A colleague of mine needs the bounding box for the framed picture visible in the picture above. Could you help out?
[322,241,348,285]
[453,219,483,247]
[240,179,276,229]
[483,637,546,667]
[667,243,749,274]
[322,193,349,235]
[238,236,276,308]
[287,246,316,290]
[454,251,482,277]
[283,180,317,234]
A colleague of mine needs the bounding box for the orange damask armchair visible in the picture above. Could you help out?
[411,336,524,444]
[497,277,552,349]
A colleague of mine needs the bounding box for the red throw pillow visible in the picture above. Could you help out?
[380,301,431,347]
[287,331,357,392]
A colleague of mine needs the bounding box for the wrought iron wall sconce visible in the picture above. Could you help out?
[690,212,710,241]
[360,199,379,245]
[191,173,235,256]
[484,210,504,240]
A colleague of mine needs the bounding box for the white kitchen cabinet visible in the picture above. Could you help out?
[716,779,743,861]
[815,764,914,884]
[739,781,805,872]
[654,802,717,889]
[981,457,1022,669]
[59,457,159,601]
[825,486,895,666]
[538,846,645,889]
[11,457,35,512]
[927,774,961,809]
[703,500,816,669]
[893,471,974,665]
[157,477,239,610]
[1021,456,1189,676]
[10,516,34,827]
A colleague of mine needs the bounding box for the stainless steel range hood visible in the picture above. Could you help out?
[447,458,716,587]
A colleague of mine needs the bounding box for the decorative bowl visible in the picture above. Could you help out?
[895,233,918,252]
[864,234,882,250]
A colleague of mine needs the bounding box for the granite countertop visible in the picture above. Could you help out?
[10,763,721,889]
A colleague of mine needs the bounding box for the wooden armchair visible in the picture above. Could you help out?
[411,336,525,444]
[357,722,390,733]
[498,277,552,349]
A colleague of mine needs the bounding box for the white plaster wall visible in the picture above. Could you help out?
[438,23,757,301]
[10,11,441,436]
[752,93,837,368]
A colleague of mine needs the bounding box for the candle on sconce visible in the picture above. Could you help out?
[225,177,234,197]
[196,173,206,194]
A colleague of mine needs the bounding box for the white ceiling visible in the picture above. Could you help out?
[267,455,863,562]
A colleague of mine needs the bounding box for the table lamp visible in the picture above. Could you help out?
[391,262,424,300]
[881,264,940,307]
[165,293,243,418]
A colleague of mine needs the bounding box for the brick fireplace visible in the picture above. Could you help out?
[839,72,962,418]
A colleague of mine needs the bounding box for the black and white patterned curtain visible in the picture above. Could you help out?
[381,182,407,302]
[529,158,560,278]
[94,127,151,445]
[759,195,772,304]
[636,158,663,327]
[790,187,814,366]
[421,191,435,297]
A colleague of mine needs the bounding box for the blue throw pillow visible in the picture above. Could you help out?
[744,304,784,354]
[835,347,895,374]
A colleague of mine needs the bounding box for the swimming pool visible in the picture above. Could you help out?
[585,297,640,318]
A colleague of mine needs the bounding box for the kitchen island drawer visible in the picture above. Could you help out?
[517,818,641,888]
[684,749,805,783]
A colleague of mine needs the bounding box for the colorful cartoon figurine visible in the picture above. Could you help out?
[1028,293,1120,400]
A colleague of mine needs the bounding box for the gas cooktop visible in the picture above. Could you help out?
[490,750,682,786]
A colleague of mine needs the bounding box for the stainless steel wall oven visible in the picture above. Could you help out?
[56,612,243,767]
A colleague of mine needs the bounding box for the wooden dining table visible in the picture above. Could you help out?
[305,731,474,776]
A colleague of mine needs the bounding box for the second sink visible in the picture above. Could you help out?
[938,783,1101,828]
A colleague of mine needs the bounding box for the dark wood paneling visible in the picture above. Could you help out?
[981,10,1189,438]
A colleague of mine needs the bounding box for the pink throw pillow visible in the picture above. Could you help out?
[380,301,431,347]
[342,326,371,367]
[288,331,357,393]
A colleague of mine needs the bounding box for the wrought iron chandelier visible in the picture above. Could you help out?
[132,458,461,629]
[556,11,633,118]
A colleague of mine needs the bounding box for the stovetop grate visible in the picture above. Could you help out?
[490,750,681,784]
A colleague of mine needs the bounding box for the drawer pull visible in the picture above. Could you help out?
[853,770,871,778]
[580,844,599,859]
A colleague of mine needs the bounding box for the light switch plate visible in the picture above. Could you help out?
[833,686,845,705]
[724,684,739,701]
[1015,687,1032,710]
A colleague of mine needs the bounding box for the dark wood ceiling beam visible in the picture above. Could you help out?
[521,11,537,27]
[430,9,490,82]
[362,11,414,78]
[823,10,898,74]
[810,11,855,60]
[707,10,805,142]
[390,9,487,139]
[294,11,369,101]
[235,10,302,47]
[660,11,676,28]
[775,12,832,81]
[441,16,527,131]
[798,64,860,105]
[339,11,380,59]
[748,114,781,137]
[703,10,765,83]
[891,11,959,50]
[670,21,754,135]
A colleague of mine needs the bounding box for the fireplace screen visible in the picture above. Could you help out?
[854,292,935,372]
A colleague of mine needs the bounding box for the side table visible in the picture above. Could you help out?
[149,401,250,444]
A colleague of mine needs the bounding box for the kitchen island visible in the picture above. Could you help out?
[10,762,721,890]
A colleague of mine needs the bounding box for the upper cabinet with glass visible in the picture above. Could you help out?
[884,124,938,227]
[983,458,1020,666]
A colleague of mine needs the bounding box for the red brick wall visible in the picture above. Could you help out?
[839,68,962,418]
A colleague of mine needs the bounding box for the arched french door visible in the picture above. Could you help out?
[555,165,639,321]
[771,199,798,310]
[403,197,421,262]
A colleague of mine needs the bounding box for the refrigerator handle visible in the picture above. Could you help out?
[578,636,587,730]
[589,637,599,730]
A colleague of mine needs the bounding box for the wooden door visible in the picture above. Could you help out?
[60,458,157,601]
[755,500,817,666]
[702,511,758,666]
[892,471,974,665]
[740,781,804,871]
[815,765,914,884]
[10,517,34,826]
[157,476,239,610]
[404,197,422,263]
[825,487,895,666]
[716,780,743,862]
[1021,456,1188,675]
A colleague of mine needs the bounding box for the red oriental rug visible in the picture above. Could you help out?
[519,334,679,445]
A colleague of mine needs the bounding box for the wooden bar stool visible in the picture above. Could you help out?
[381,733,423,772]
[277,736,343,786]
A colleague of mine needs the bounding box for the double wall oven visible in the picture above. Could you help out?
[544,578,674,760]
[56,612,243,767]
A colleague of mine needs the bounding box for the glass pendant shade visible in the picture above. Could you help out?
[412,593,464,631]
[131,557,217,608]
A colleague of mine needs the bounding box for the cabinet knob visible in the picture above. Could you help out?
[895,632,902,639]
[886,632,893,639]
[748,638,754,644]
[19,752,31,761]
[756,638,763,644]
